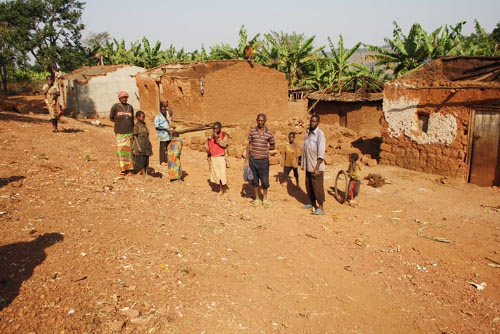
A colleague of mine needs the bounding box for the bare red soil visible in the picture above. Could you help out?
[0,96,499,333]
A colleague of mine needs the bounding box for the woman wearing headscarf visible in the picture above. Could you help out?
[154,100,173,166]
[42,75,62,132]
[110,91,135,176]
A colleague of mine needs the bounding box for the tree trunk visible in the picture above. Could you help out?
[1,65,8,92]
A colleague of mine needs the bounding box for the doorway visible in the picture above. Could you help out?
[468,106,500,186]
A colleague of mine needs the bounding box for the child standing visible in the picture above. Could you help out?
[167,131,183,181]
[280,132,301,187]
[346,153,361,206]
[133,111,153,177]
[154,101,173,166]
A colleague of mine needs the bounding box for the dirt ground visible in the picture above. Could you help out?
[0,96,499,334]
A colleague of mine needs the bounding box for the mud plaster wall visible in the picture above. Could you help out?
[345,102,382,137]
[312,101,341,125]
[380,84,500,179]
[63,66,145,118]
[312,101,382,137]
[136,76,159,118]
[201,62,288,123]
[160,77,203,121]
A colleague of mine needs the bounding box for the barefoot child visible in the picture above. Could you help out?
[346,153,361,206]
[207,122,229,194]
[132,111,153,176]
[280,132,301,187]
[167,131,183,181]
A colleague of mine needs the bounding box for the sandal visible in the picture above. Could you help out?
[252,199,261,207]
[313,208,326,215]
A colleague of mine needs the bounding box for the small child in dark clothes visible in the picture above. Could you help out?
[133,110,153,176]
[346,153,361,206]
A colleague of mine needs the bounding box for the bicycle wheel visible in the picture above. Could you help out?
[334,170,349,204]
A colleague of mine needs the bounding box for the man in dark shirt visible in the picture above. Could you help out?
[246,113,275,207]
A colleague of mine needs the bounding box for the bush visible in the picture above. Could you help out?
[7,68,50,94]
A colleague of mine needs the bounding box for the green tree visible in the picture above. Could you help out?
[322,35,362,90]
[101,38,130,65]
[423,21,466,57]
[491,22,500,43]
[301,59,332,90]
[456,20,498,56]
[352,63,391,82]
[210,25,260,60]
[0,2,28,91]
[16,0,86,74]
[139,38,163,68]
[258,31,324,88]
[366,22,431,77]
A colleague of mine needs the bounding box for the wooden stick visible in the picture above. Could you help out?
[178,124,238,135]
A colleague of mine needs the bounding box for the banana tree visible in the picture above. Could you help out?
[366,22,430,77]
[352,62,391,82]
[210,25,261,60]
[140,37,162,68]
[323,35,362,90]
[101,38,130,65]
[258,31,323,88]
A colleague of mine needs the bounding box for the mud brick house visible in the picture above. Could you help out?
[135,60,288,123]
[307,76,384,138]
[60,65,145,118]
[380,56,500,186]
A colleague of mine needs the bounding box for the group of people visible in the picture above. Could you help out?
[108,91,362,212]
[109,92,182,181]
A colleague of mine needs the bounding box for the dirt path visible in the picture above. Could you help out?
[0,97,499,333]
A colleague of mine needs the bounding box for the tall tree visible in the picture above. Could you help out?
[20,0,86,74]
[258,31,323,87]
[366,22,430,77]
[323,35,362,90]
[0,1,31,91]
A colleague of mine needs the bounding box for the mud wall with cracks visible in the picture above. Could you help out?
[380,83,500,179]
[136,76,159,118]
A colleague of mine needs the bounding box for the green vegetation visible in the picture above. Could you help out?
[0,0,498,92]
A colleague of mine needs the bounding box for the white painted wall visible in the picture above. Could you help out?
[64,66,145,118]
[383,96,458,146]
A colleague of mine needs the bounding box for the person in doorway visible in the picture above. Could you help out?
[154,100,173,166]
[301,114,326,215]
[207,122,229,194]
[246,113,275,207]
[42,75,62,132]
[167,131,183,181]
[346,153,361,207]
[280,132,301,187]
[133,110,153,177]
[110,91,135,176]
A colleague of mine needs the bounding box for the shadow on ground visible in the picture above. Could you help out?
[0,111,48,124]
[0,233,64,311]
[0,176,25,189]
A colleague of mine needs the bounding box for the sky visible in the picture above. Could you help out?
[82,0,500,50]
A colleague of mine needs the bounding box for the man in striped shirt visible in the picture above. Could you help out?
[246,113,275,207]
